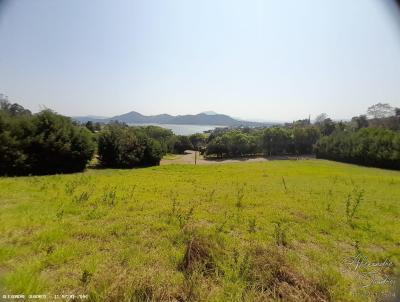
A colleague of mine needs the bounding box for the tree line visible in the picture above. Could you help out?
[204,102,400,170]
[0,98,178,175]
[0,97,212,175]
[315,127,400,170]
[205,126,320,158]
[1,96,399,175]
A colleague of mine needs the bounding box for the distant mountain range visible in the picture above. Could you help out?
[73,111,275,127]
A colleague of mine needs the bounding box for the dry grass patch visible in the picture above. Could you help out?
[244,246,331,302]
[178,235,221,276]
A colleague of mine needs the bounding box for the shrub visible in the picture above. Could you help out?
[140,125,174,153]
[28,110,95,174]
[97,124,164,168]
[98,124,145,168]
[142,138,164,166]
[205,136,228,158]
[189,133,207,151]
[0,108,95,175]
[173,135,193,154]
[293,126,320,154]
[260,127,292,156]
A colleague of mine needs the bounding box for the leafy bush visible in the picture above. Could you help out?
[172,135,193,154]
[142,138,164,165]
[29,110,95,174]
[206,136,229,158]
[97,124,164,168]
[293,126,320,154]
[260,127,292,156]
[140,125,175,153]
[0,107,95,176]
[189,133,207,151]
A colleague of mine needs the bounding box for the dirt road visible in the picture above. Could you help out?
[161,150,314,165]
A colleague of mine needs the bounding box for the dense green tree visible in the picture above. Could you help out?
[318,118,336,136]
[351,115,369,130]
[142,138,164,165]
[98,124,144,167]
[0,97,31,116]
[260,127,292,156]
[173,135,194,154]
[0,107,95,175]
[189,133,207,151]
[85,121,102,132]
[293,126,320,154]
[141,126,174,153]
[205,136,228,158]
[97,124,164,168]
[30,111,95,174]
[367,103,395,119]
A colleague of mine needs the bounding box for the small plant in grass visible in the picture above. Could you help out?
[46,246,54,255]
[80,270,92,285]
[65,176,90,195]
[133,284,154,302]
[239,251,250,278]
[167,196,179,224]
[181,270,202,302]
[55,209,64,220]
[39,182,48,191]
[123,184,137,202]
[171,196,178,215]
[235,184,246,208]
[281,176,288,193]
[232,248,240,266]
[273,222,288,247]
[353,240,363,257]
[167,191,178,219]
[178,205,195,229]
[65,180,79,195]
[326,189,333,212]
[101,186,118,207]
[326,203,332,212]
[248,218,256,233]
[72,190,91,203]
[345,187,365,227]
[216,219,227,234]
[206,189,216,203]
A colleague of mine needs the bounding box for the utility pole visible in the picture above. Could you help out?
[195,151,197,165]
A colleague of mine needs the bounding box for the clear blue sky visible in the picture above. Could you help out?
[0,0,399,121]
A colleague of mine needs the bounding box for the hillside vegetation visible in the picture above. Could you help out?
[0,160,399,301]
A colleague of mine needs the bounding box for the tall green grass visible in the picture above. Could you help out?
[0,160,399,301]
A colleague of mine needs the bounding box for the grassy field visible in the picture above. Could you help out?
[0,160,399,301]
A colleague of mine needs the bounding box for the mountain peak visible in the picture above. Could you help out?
[200,111,219,115]
[73,111,274,127]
